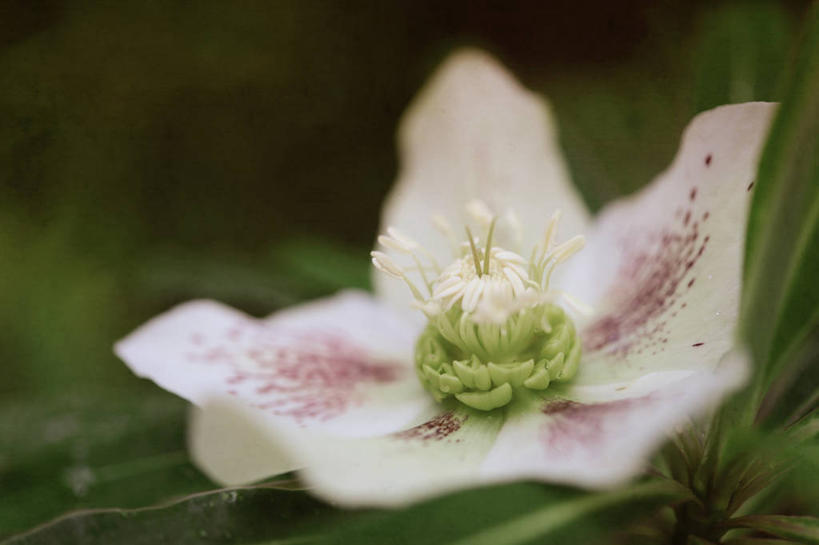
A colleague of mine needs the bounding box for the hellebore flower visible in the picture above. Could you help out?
[116,50,775,507]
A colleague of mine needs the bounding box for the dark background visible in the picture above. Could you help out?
[0,0,811,535]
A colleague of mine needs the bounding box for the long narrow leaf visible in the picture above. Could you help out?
[740,4,819,414]
[3,485,330,545]
[723,515,819,544]
[320,480,685,545]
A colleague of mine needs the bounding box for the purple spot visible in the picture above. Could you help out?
[584,197,711,357]
[540,396,656,456]
[186,324,404,424]
[542,399,581,415]
[703,211,710,221]
[747,181,755,192]
[689,187,697,201]
[705,154,712,166]
[692,342,704,347]
[687,278,695,288]
[394,412,466,441]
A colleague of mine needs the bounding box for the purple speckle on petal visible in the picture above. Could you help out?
[394,412,466,442]
[540,396,656,456]
[584,191,711,357]
[185,323,404,424]
[692,342,705,347]
[705,154,712,166]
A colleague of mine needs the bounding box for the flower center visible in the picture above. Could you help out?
[373,201,586,411]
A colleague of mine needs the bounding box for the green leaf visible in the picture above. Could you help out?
[0,389,214,538]
[3,485,331,545]
[271,236,371,293]
[758,331,819,426]
[318,480,685,545]
[547,70,687,211]
[740,4,819,415]
[723,515,819,544]
[724,538,800,545]
[691,2,793,113]
[136,250,305,312]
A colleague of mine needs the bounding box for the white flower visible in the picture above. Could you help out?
[115,49,775,507]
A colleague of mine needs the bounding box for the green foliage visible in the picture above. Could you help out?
[4,486,330,545]
[3,479,681,545]
[691,2,792,113]
[317,480,683,545]
[723,515,819,544]
[0,1,817,543]
[740,3,819,419]
[642,6,819,542]
[0,389,212,538]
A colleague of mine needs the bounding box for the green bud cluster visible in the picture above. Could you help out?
[414,303,581,411]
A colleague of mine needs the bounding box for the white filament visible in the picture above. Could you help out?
[374,201,588,323]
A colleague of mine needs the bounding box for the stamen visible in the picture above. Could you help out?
[494,250,526,264]
[432,214,459,259]
[466,199,493,229]
[386,227,419,251]
[370,250,403,278]
[555,290,594,316]
[540,210,562,261]
[539,235,585,290]
[379,226,440,287]
[370,250,426,301]
[377,235,407,253]
[503,266,525,295]
[373,203,587,411]
[410,253,434,296]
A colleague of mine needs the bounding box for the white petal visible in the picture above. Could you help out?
[482,350,748,488]
[203,401,504,507]
[562,102,777,383]
[376,49,590,317]
[115,291,433,484]
[188,400,296,485]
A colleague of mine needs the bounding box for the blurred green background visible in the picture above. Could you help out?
[0,0,811,538]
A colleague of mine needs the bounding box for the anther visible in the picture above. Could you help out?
[466,199,493,228]
[370,250,426,301]
[370,251,403,278]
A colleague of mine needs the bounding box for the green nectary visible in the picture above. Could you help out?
[414,303,581,411]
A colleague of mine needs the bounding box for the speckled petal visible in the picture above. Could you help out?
[115,291,432,485]
[197,399,503,507]
[562,102,777,384]
[482,350,747,488]
[376,49,591,317]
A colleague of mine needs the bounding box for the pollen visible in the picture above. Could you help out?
[373,200,586,411]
